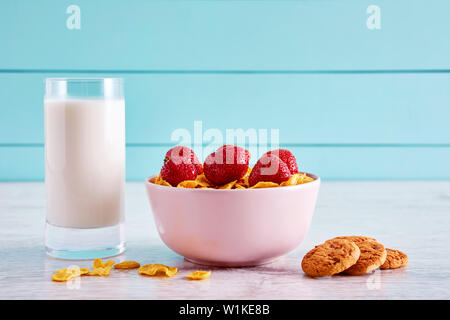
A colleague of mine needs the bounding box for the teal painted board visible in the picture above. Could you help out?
[1,73,449,144]
[1,145,449,181]
[1,0,450,70]
[128,146,450,181]
[0,146,45,181]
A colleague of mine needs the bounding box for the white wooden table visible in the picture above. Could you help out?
[1,181,449,300]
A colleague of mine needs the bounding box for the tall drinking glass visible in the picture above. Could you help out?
[44,78,125,259]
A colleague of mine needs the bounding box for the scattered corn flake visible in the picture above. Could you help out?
[114,261,141,269]
[79,268,90,275]
[249,181,280,189]
[138,264,178,277]
[86,258,115,276]
[51,266,89,282]
[104,260,115,268]
[87,267,112,276]
[56,267,90,276]
[56,268,74,274]
[177,180,198,188]
[51,272,77,282]
[93,258,104,269]
[187,271,211,280]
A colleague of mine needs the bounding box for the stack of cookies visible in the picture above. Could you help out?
[301,236,408,278]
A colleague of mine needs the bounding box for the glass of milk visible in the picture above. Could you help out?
[44,78,125,259]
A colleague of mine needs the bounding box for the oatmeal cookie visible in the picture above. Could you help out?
[301,239,360,277]
[342,239,387,275]
[380,248,408,270]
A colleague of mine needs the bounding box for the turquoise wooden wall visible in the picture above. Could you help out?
[1,0,449,180]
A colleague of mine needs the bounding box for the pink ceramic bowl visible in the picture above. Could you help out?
[145,173,320,267]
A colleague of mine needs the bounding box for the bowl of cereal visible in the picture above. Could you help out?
[145,145,320,267]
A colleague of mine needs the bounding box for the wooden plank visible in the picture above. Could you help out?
[1,72,449,144]
[1,145,449,181]
[1,0,450,70]
[1,181,450,299]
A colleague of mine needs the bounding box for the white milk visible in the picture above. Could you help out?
[45,99,125,228]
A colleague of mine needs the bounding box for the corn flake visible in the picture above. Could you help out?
[151,167,314,190]
[56,267,90,276]
[195,174,214,188]
[87,267,112,276]
[242,166,252,180]
[297,173,314,184]
[79,268,90,275]
[104,260,115,268]
[93,258,104,269]
[52,266,89,282]
[177,180,198,188]
[250,181,280,189]
[235,167,252,188]
[280,174,300,186]
[114,261,141,269]
[153,175,172,187]
[51,272,77,282]
[218,180,237,189]
[138,264,178,277]
[87,259,115,276]
[187,270,211,280]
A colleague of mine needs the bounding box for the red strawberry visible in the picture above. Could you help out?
[164,146,203,174]
[264,149,298,174]
[249,154,291,187]
[203,145,250,185]
[160,158,198,186]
